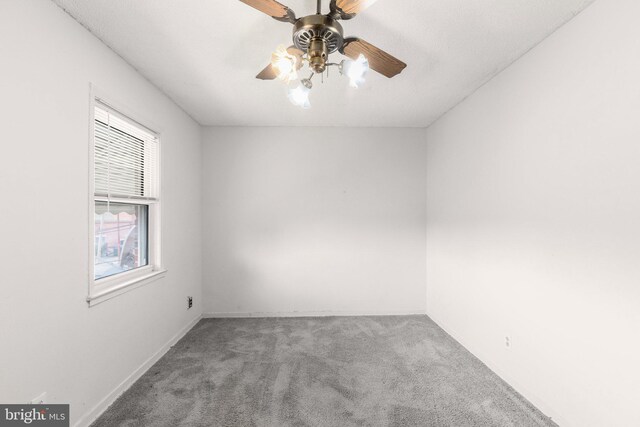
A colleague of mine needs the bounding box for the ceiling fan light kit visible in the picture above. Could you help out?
[240,0,407,108]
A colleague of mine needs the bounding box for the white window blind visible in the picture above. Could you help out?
[94,104,159,200]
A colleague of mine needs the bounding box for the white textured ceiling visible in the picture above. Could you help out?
[52,0,594,127]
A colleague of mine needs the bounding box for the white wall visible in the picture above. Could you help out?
[202,127,427,316]
[426,0,640,426]
[0,2,202,426]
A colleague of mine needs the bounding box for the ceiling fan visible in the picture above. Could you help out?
[239,0,407,108]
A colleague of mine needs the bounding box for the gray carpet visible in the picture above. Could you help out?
[92,316,556,427]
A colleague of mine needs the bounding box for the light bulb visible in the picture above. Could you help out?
[341,54,369,88]
[287,84,311,109]
[271,45,298,83]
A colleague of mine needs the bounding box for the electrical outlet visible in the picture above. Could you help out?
[30,392,47,404]
[505,336,511,349]
[187,296,193,309]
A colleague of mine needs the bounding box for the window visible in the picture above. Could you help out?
[88,99,162,304]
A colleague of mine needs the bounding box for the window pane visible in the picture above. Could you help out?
[94,202,148,280]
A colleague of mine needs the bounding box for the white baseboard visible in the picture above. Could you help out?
[203,309,427,318]
[425,311,562,426]
[74,315,202,427]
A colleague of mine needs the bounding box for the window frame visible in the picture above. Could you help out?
[87,86,165,306]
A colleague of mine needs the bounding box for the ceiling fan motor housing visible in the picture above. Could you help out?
[293,15,344,73]
[308,38,328,73]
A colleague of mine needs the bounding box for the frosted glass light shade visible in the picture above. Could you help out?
[342,54,369,88]
[287,84,311,109]
[271,45,298,83]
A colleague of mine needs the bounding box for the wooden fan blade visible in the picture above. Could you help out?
[239,0,296,23]
[256,46,304,80]
[256,64,277,80]
[333,0,377,15]
[342,38,406,78]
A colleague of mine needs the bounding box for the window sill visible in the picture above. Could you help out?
[87,269,167,307]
